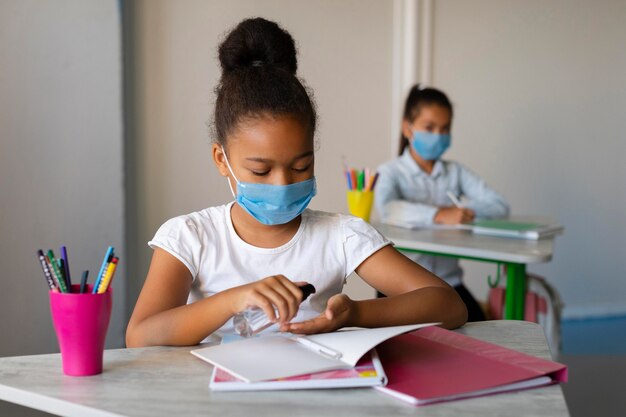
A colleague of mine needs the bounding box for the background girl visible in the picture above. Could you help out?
[375,85,510,321]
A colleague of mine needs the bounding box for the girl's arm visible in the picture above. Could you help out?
[126,248,304,347]
[458,164,510,219]
[349,245,467,328]
[283,245,467,334]
[375,165,440,227]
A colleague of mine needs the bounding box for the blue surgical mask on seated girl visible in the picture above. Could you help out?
[411,130,451,160]
[221,147,317,225]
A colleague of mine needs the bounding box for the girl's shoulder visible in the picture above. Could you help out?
[440,159,462,169]
[156,203,232,237]
[302,209,384,241]
[302,208,364,225]
[301,208,344,227]
[439,159,478,177]
[377,154,405,173]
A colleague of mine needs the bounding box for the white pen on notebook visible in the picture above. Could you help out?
[294,336,343,360]
[446,191,463,208]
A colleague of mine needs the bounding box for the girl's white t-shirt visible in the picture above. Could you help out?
[148,202,391,336]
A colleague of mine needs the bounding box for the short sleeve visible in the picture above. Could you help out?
[341,215,392,277]
[148,216,201,279]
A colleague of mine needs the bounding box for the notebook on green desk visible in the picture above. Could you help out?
[471,219,563,240]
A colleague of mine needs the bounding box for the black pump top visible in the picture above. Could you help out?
[299,283,316,302]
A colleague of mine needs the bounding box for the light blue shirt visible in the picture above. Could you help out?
[375,149,510,286]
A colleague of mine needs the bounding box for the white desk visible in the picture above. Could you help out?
[0,321,569,417]
[374,223,560,320]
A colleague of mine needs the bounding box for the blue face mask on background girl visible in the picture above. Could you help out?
[222,147,317,225]
[411,130,451,160]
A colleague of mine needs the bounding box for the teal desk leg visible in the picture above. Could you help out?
[505,263,526,320]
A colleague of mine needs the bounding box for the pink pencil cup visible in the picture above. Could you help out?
[49,284,112,376]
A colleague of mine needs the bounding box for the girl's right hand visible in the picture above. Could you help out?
[434,206,475,225]
[229,275,305,324]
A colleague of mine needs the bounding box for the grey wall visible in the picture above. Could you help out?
[432,0,626,316]
[0,0,125,358]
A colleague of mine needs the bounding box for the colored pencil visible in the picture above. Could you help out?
[60,246,71,289]
[80,270,89,294]
[37,250,57,291]
[92,246,114,294]
[97,257,118,293]
[47,250,68,293]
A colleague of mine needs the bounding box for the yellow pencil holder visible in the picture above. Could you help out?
[347,190,374,222]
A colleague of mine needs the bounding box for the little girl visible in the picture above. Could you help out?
[375,85,510,322]
[126,19,466,347]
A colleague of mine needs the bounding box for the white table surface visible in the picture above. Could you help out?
[373,223,557,264]
[0,321,569,417]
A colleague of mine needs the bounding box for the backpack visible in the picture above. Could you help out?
[488,273,564,354]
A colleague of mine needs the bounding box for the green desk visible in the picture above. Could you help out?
[373,223,561,320]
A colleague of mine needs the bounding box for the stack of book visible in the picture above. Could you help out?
[191,323,567,405]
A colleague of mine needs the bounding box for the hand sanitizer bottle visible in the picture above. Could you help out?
[233,283,316,337]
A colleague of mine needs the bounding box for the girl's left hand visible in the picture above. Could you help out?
[279,294,354,334]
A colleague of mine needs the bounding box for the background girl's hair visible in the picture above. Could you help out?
[398,84,453,155]
[213,17,317,146]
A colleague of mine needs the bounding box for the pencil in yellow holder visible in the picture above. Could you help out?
[347,190,374,222]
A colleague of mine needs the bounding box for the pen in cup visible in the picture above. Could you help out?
[92,246,114,294]
[37,250,58,291]
[47,250,68,293]
[80,270,89,294]
[60,246,72,289]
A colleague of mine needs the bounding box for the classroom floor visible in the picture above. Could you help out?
[2,317,626,417]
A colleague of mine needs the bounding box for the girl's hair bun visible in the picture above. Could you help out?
[218,17,298,75]
[213,17,316,145]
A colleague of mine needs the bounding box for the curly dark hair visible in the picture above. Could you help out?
[213,17,317,146]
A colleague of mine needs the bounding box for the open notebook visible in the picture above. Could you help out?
[191,323,437,383]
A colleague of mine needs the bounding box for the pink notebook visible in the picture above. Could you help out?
[375,326,567,406]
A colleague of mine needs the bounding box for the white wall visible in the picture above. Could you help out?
[431,0,626,317]
[126,0,396,305]
[0,0,125,359]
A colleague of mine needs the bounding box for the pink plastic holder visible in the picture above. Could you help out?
[49,284,112,376]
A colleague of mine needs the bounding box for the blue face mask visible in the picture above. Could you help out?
[222,147,317,225]
[411,131,451,160]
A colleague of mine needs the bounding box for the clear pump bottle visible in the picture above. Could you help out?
[233,283,316,337]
